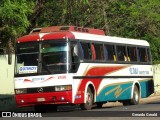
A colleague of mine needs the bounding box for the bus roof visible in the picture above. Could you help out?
[72,32,150,46]
[17,26,149,46]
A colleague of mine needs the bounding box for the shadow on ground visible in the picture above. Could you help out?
[0,94,17,112]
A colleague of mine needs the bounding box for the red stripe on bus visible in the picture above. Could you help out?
[74,66,126,104]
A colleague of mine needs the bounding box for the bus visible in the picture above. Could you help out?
[14,26,154,112]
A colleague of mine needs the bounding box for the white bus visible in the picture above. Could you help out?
[14,26,154,112]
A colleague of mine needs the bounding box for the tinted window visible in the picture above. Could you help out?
[105,44,116,61]
[41,41,67,74]
[147,48,151,62]
[127,46,137,62]
[70,41,80,72]
[138,47,147,62]
[117,45,127,61]
[94,44,104,60]
[81,42,92,60]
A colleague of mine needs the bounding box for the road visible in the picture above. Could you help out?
[41,96,160,117]
[1,96,160,120]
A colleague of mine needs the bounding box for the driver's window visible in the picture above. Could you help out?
[70,41,81,72]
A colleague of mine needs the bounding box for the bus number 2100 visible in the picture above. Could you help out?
[129,68,138,74]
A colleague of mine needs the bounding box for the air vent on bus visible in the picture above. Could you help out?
[29,28,42,34]
[30,26,105,35]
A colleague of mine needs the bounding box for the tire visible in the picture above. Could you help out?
[130,85,140,105]
[122,85,140,106]
[80,87,93,110]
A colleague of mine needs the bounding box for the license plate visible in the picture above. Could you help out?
[37,98,45,102]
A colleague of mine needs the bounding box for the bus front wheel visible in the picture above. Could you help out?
[80,87,93,110]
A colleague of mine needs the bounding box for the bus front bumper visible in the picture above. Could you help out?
[15,91,72,107]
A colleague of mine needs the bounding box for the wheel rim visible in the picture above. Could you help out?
[134,90,139,102]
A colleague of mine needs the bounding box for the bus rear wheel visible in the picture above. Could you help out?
[80,87,93,110]
[130,85,140,105]
[122,85,140,106]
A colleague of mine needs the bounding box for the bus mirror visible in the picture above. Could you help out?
[74,42,84,60]
[8,48,12,65]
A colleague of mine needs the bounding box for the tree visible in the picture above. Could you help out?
[0,0,160,64]
[104,0,160,63]
[0,0,34,53]
[129,0,160,63]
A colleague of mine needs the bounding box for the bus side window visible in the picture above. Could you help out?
[70,42,80,72]
[127,46,137,62]
[116,45,127,62]
[73,41,84,60]
[138,47,147,62]
[91,43,96,60]
[81,42,92,60]
[105,44,116,61]
[147,48,152,63]
[94,43,104,61]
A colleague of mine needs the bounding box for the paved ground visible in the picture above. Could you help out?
[13,95,160,112]
[0,93,160,112]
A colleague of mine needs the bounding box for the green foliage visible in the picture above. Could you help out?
[103,0,160,63]
[0,0,160,64]
[0,0,34,50]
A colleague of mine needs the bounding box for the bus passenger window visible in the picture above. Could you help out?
[94,44,104,61]
[81,42,92,60]
[70,42,81,72]
[105,44,116,61]
[116,45,127,62]
[147,48,151,62]
[127,46,137,62]
[138,47,147,62]
[91,43,96,60]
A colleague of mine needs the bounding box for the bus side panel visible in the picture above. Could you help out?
[140,79,154,98]
[96,82,132,102]
[73,64,126,104]
[73,78,102,104]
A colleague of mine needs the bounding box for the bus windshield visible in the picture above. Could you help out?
[41,41,67,74]
[15,41,68,76]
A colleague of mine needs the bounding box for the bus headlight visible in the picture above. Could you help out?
[55,85,72,91]
[15,89,27,94]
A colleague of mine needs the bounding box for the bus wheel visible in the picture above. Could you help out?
[130,85,140,105]
[80,87,93,110]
